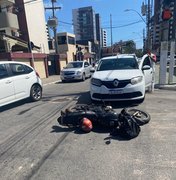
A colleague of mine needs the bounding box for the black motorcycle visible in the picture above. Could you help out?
[57,104,150,139]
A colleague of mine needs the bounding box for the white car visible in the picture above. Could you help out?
[60,61,91,82]
[0,61,42,107]
[90,54,154,103]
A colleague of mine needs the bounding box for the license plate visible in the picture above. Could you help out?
[109,90,123,94]
[65,75,73,79]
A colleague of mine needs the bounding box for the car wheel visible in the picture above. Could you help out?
[82,73,86,81]
[62,80,66,83]
[30,84,42,101]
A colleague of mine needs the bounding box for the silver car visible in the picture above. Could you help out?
[60,61,91,82]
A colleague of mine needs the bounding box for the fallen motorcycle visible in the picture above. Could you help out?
[57,104,150,139]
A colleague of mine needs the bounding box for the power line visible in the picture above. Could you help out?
[103,20,143,29]
[58,20,143,30]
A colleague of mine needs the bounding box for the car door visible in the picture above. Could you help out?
[84,61,91,77]
[0,63,15,106]
[141,55,153,87]
[9,63,31,100]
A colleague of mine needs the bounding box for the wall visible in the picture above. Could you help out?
[0,52,48,78]
[24,0,49,54]
[60,60,67,71]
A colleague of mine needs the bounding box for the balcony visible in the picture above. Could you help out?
[0,12,19,30]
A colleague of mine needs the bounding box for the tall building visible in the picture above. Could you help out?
[101,29,107,47]
[72,6,97,43]
[95,13,101,44]
[72,6,103,60]
[152,0,176,54]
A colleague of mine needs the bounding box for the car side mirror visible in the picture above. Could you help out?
[142,65,150,71]
[90,68,95,73]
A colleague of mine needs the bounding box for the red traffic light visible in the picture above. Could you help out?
[162,9,172,20]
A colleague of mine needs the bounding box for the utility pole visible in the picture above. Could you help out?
[45,0,61,54]
[146,0,151,51]
[110,14,113,55]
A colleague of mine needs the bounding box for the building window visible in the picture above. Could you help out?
[0,30,6,34]
[68,36,75,45]
[57,36,67,45]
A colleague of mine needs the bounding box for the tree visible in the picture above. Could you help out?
[123,40,136,54]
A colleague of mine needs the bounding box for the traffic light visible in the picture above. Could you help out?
[162,9,172,20]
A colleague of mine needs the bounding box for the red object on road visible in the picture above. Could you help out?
[80,118,93,133]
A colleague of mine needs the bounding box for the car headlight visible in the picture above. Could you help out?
[76,70,82,75]
[91,78,102,86]
[131,76,143,85]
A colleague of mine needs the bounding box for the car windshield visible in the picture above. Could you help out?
[97,58,139,71]
[66,62,83,68]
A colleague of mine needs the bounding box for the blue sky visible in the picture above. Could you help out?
[44,0,147,49]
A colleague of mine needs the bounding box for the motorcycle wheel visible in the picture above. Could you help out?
[125,108,151,126]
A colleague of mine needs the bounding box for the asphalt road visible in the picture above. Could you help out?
[0,79,176,180]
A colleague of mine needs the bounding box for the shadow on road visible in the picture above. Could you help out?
[75,91,140,109]
[0,98,32,112]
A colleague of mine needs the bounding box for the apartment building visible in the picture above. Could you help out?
[72,6,97,43]
[152,0,176,54]
[101,29,107,47]
[0,0,50,78]
[72,6,102,60]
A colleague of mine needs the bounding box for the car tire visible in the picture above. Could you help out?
[30,84,42,101]
[82,73,86,81]
[62,80,66,83]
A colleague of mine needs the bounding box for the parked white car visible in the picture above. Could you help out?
[60,61,92,82]
[0,61,42,107]
[90,54,154,103]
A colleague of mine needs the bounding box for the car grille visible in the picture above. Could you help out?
[102,80,131,88]
[92,92,142,99]
[64,71,75,75]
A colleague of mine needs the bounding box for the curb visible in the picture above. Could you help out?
[155,84,176,91]
[43,80,61,86]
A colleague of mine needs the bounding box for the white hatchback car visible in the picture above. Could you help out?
[90,54,154,103]
[0,61,42,107]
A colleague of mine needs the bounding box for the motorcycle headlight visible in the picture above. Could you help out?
[91,78,102,86]
[76,70,82,75]
[131,76,143,85]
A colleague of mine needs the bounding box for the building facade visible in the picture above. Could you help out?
[19,0,49,53]
[72,6,102,60]
[72,6,97,43]
[152,0,176,55]
[101,29,107,47]
[0,0,50,78]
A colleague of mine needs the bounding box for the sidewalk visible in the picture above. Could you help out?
[41,75,61,85]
